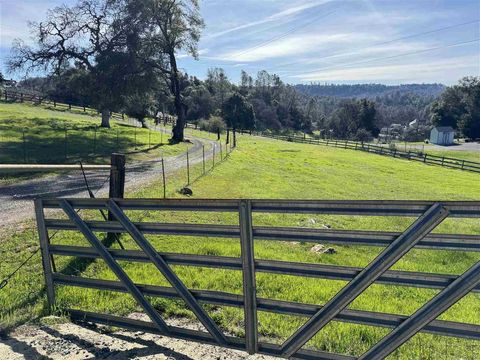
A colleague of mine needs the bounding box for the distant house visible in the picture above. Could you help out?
[430,126,455,145]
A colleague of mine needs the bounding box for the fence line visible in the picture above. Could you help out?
[36,198,480,359]
[257,132,480,173]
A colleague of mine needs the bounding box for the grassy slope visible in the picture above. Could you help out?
[0,102,186,164]
[1,133,479,359]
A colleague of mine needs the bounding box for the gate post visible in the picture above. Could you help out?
[108,154,126,239]
[239,200,258,354]
[35,199,56,309]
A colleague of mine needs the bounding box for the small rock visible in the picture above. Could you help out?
[308,218,316,224]
[322,224,332,229]
[310,244,336,254]
[310,244,325,253]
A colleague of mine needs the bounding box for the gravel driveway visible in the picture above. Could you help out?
[0,314,279,360]
[0,131,217,228]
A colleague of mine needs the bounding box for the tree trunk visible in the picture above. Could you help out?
[169,51,185,143]
[233,128,237,147]
[101,109,111,128]
[226,129,230,144]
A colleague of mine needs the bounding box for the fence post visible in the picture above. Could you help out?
[20,93,23,102]
[213,144,216,168]
[161,157,166,198]
[69,103,71,110]
[441,156,445,166]
[116,129,119,151]
[220,141,223,160]
[22,129,27,163]
[108,153,126,239]
[239,200,258,354]
[134,127,137,149]
[461,160,465,170]
[34,199,56,310]
[424,153,428,163]
[202,145,206,174]
[53,100,56,107]
[93,127,97,156]
[186,147,190,185]
[148,129,151,148]
[64,128,68,161]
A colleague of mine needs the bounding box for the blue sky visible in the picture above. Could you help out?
[1,0,479,85]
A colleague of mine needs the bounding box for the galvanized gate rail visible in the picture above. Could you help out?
[36,199,480,359]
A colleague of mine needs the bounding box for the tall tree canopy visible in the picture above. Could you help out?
[8,0,150,127]
[127,0,204,142]
[223,93,256,131]
[9,0,204,135]
[430,77,480,139]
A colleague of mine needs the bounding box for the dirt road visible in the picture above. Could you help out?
[0,131,217,228]
[0,314,279,360]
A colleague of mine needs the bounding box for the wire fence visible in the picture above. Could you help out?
[257,132,480,173]
[0,124,169,164]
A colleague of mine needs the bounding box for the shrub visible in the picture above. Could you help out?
[198,116,226,133]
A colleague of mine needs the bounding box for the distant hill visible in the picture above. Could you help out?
[294,83,446,99]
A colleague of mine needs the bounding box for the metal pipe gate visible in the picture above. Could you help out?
[35,199,480,359]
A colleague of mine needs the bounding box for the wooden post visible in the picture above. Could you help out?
[108,154,126,240]
[202,145,206,174]
[134,127,137,149]
[64,128,68,161]
[213,144,216,168]
[93,127,97,156]
[109,154,126,200]
[161,157,166,198]
[186,147,190,185]
[22,129,27,163]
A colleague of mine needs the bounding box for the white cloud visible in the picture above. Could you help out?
[215,33,372,62]
[207,1,332,39]
[291,55,480,83]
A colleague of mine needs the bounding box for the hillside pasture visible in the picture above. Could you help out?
[2,133,478,359]
[0,102,185,165]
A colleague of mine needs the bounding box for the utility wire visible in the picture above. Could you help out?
[291,38,480,76]
[275,19,479,69]
[234,8,339,58]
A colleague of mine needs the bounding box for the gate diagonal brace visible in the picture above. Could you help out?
[60,199,170,334]
[359,260,480,360]
[106,199,228,346]
[280,203,449,358]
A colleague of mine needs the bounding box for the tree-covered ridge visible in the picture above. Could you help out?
[295,83,446,98]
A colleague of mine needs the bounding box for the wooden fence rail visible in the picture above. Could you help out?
[258,133,480,174]
[36,198,480,359]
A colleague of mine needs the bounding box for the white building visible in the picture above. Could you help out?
[430,126,455,145]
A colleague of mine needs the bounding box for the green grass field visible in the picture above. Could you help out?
[0,102,185,165]
[1,132,479,359]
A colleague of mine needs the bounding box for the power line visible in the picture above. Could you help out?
[275,19,479,69]
[233,8,339,58]
[288,38,480,76]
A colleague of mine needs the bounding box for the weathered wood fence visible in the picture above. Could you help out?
[258,133,480,173]
[36,198,480,359]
